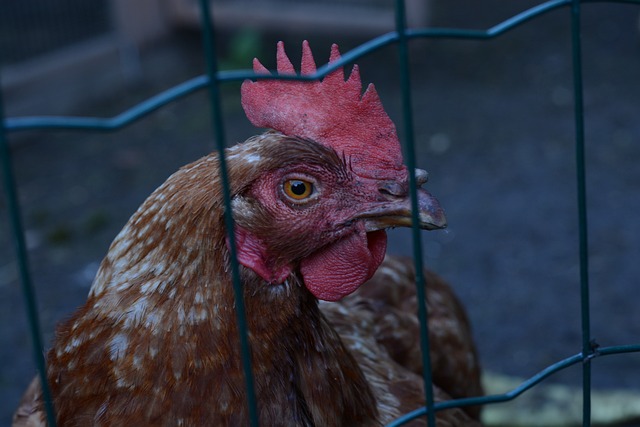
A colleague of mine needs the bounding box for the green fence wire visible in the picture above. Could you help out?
[2,0,640,426]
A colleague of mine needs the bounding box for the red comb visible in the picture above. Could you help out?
[241,41,405,180]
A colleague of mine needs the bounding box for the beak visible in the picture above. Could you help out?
[360,169,447,232]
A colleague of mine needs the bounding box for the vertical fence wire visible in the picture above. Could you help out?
[394,0,436,425]
[569,1,593,425]
[0,85,57,426]
[197,1,260,425]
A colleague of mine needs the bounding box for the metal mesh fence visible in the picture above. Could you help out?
[2,0,640,426]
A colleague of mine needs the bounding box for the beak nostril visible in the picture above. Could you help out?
[379,188,392,198]
[378,181,406,199]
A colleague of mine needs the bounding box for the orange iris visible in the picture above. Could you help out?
[283,179,313,200]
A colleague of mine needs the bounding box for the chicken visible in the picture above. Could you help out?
[14,41,482,426]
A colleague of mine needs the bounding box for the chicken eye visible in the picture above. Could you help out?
[283,179,314,200]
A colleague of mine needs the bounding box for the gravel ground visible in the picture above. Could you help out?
[2,1,640,425]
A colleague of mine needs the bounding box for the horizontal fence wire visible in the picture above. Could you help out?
[5,0,640,131]
[1,0,640,426]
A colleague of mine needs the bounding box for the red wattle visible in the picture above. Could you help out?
[300,229,387,301]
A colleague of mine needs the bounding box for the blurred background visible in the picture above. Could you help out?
[1,0,640,425]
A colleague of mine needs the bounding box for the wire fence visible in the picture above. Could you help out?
[2,0,640,426]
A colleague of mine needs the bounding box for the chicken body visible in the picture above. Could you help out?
[14,134,481,426]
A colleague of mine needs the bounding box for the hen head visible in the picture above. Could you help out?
[231,42,445,302]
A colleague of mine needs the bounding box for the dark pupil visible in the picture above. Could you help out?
[290,180,308,196]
